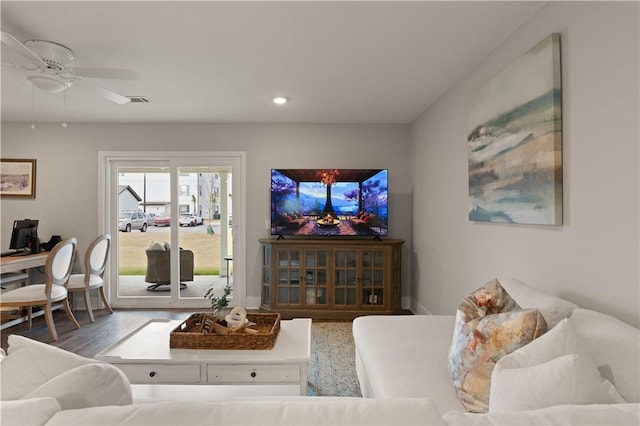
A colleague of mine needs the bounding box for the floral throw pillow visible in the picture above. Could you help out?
[448,278,548,412]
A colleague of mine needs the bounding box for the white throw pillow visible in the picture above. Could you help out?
[1,335,104,400]
[23,363,132,409]
[495,318,580,368]
[491,353,625,412]
[490,318,625,412]
[498,278,578,328]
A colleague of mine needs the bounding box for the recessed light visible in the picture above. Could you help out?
[273,96,288,105]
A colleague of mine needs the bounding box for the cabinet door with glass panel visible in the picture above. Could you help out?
[334,248,388,310]
[301,249,328,306]
[275,247,328,307]
[358,248,387,308]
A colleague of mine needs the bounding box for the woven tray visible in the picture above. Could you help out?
[170,312,281,350]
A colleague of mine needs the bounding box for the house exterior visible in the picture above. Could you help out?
[117,185,142,213]
[1,2,638,327]
[119,172,232,220]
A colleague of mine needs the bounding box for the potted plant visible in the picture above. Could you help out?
[204,283,232,320]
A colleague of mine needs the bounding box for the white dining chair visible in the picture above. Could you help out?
[0,238,80,341]
[66,234,113,323]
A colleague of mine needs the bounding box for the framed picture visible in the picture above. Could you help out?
[0,158,37,198]
[468,33,562,226]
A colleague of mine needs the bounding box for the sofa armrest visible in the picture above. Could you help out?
[0,397,61,426]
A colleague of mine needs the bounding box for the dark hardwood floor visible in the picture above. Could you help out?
[1,308,200,357]
[1,308,410,357]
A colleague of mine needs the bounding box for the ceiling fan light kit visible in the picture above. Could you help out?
[26,73,71,93]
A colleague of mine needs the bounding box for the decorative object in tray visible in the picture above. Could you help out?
[170,307,281,350]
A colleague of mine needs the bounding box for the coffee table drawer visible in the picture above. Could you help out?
[207,364,300,384]
[116,363,201,384]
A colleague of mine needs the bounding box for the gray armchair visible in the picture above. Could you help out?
[145,248,194,291]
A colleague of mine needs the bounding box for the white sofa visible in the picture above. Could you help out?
[353,278,640,424]
[1,278,639,425]
[0,333,441,425]
[1,333,443,425]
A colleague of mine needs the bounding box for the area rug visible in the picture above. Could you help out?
[307,321,362,397]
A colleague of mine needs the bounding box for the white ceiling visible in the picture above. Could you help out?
[1,1,545,124]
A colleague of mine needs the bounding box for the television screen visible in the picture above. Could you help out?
[271,169,388,237]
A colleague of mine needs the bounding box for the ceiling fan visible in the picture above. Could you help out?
[1,31,137,104]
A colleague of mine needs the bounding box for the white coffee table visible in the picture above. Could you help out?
[95,317,311,400]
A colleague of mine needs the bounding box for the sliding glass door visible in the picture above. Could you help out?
[99,152,245,309]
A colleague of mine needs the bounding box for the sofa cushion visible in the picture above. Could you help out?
[569,309,640,403]
[0,397,62,426]
[22,363,133,410]
[498,278,578,328]
[0,335,132,408]
[443,403,640,425]
[448,279,548,412]
[353,314,464,413]
[47,397,445,426]
[1,335,103,400]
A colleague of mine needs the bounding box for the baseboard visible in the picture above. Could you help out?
[246,295,261,310]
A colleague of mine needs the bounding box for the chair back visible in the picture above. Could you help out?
[45,238,77,298]
[85,234,111,283]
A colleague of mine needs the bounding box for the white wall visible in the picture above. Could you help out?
[411,1,639,327]
[0,123,412,304]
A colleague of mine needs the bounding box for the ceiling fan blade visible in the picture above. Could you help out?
[1,31,47,68]
[73,80,131,104]
[70,67,139,80]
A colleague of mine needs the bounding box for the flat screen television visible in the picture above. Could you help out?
[271,169,388,237]
[9,218,39,251]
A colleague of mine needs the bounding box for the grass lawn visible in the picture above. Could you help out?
[117,224,231,275]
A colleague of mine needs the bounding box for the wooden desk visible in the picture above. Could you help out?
[1,252,49,329]
[0,252,48,274]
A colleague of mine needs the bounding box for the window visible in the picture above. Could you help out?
[179,185,189,196]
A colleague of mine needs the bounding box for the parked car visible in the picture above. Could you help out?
[179,213,203,226]
[146,212,157,225]
[118,211,148,232]
[153,212,171,227]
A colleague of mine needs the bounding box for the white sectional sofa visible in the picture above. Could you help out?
[353,278,640,424]
[1,278,638,425]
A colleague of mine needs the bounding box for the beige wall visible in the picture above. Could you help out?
[0,123,413,305]
[2,2,638,326]
[411,1,640,327]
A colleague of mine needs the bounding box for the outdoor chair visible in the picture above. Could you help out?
[145,248,194,291]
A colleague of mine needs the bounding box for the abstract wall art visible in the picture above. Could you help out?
[468,34,562,225]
